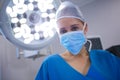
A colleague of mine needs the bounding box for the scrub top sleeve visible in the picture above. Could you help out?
[35,62,49,80]
[116,56,120,79]
[109,51,120,79]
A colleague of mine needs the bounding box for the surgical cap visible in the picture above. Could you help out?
[56,1,85,22]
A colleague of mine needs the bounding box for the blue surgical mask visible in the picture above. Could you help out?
[60,23,87,55]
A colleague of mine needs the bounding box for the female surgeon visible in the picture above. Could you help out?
[35,1,120,80]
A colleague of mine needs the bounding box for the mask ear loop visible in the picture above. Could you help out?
[83,22,92,51]
[82,22,87,31]
[87,39,92,51]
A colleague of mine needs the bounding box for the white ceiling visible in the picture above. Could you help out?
[0,0,96,10]
[61,0,96,7]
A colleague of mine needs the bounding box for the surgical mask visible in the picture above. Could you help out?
[60,23,87,55]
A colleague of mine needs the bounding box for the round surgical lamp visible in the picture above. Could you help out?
[0,0,60,50]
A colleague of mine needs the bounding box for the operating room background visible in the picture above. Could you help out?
[0,0,120,80]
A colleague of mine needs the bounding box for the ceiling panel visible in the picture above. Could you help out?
[61,0,96,7]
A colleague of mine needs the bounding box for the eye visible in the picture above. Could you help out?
[59,29,67,34]
[71,25,79,31]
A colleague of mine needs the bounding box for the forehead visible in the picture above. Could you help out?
[57,18,83,28]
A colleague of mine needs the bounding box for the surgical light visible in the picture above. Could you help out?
[0,0,61,50]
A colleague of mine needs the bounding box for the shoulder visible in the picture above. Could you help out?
[90,50,120,63]
[42,54,60,64]
[90,49,115,57]
[35,54,60,80]
[89,50,120,79]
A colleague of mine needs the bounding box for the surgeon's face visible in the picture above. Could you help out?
[57,18,88,35]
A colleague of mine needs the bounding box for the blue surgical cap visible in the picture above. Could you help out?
[56,1,85,22]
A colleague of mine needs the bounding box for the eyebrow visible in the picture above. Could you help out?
[60,27,66,30]
[59,24,80,30]
[71,24,79,27]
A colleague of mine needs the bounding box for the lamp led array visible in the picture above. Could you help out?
[6,0,57,44]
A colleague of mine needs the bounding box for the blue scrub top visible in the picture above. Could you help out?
[35,50,120,80]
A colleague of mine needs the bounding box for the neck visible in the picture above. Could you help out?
[78,46,89,57]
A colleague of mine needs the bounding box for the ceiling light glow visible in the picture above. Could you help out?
[4,0,59,50]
